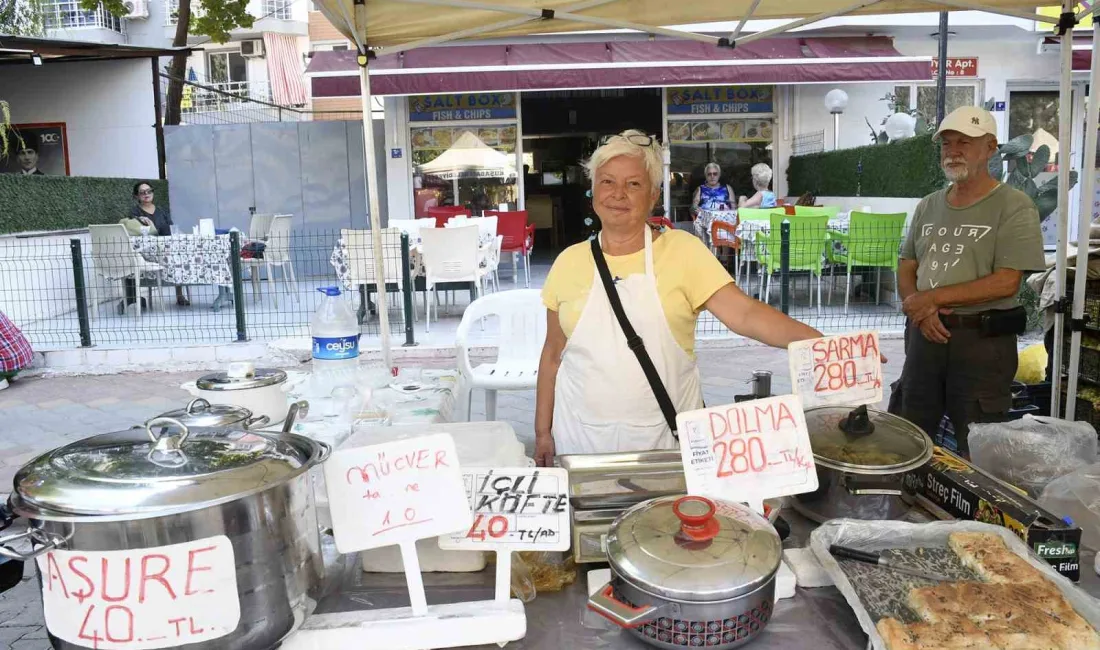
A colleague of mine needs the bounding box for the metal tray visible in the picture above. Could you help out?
[559,450,686,510]
[809,519,1100,650]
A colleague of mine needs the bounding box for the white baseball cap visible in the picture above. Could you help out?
[934,106,998,141]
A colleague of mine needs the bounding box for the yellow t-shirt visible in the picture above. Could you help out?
[541,230,733,359]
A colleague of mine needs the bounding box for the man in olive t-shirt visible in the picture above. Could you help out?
[892,106,1045,453]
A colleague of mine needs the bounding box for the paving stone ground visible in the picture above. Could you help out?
[0,340,905,647]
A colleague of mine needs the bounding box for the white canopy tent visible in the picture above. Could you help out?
[316,0,1098,421]
[418,130,517,181]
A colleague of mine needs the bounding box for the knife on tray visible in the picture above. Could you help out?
[829,545,949,582]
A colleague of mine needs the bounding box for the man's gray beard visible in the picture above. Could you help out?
[943,165,969,182]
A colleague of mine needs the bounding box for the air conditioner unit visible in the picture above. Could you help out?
[240,39,265,58]
[122,0,149,19]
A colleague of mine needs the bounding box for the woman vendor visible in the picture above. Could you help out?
[534,131,822,465]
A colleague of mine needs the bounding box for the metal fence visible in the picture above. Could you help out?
[0,230,420,351]
[697,216,908,337]
[791,130,826,156]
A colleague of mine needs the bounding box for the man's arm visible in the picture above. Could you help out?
[898,259,919,301]
[902,268,1021,323]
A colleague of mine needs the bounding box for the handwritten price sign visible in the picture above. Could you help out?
[788,331,883,408]
[37,536,240,650]
[324,433,473,553]
[677,395,818,504]
[439,468,570,552]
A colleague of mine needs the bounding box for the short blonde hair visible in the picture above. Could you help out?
[584,129,663,192]
[704,162,721,175]
[751,163,773,190]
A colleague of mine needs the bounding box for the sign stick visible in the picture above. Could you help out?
[495,550,512,604]
[400,541,429,616]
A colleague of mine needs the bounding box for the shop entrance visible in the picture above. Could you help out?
[520,89,663,251]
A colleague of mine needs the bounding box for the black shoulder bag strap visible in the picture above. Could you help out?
[590,236,680,439]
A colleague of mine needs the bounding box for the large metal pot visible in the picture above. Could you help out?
[157,398,272,430]
[0,417,330,650]
[588,495,781,649]
[792,405,933,523]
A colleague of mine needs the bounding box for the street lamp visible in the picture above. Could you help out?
[824,89,849,150]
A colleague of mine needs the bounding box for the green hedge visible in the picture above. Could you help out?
[787,134,946,198]
[0,175,169,235]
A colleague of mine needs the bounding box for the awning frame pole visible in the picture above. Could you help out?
[1079,3,1099,21]
[383,0,618,56]
[926,0,1060,24]
[1052,0,1075,418]
[395,0,719,44]
[729,0,763,41]
[1067,19,1100,418]
[359,53,394,371]
[734,0,883,46]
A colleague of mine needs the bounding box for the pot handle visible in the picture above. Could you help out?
[0,529,62,562]
[843,476,904,497]
[180,381,199,395]
[587,584,660,628]
[245,415,271,430]
[315,440,332,463]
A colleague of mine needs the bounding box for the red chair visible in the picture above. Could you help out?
[423,206,471,229]
[487,210,534,287]
[648,216,675,231]
[711,219,741,279]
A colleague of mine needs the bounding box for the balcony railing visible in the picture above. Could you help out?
[43,0,123,32]
[165,0,292,24]
[164,0,205,25]
[183,80,272,113]
[261,0,291,19]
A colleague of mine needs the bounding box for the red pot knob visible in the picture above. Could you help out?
[673,496,720,542]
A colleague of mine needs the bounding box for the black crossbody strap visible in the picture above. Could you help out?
[590,236,679,438]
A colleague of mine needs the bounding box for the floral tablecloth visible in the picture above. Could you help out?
[329,232,494,291]
[694,209,738,248]
[130,234,233,286]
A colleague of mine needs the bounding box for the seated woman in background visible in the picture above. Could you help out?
[738,163,778,209]
[119,182,189,309]
[691,163,736,216]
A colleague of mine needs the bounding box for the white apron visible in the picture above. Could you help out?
[553,227,704,455]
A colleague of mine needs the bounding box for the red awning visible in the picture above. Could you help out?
[307,36,930,97]
[1075,50,1090,70]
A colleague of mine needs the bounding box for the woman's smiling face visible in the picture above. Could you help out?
[592,155,658,231]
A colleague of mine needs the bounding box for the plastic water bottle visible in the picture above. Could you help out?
[311,286,360,378]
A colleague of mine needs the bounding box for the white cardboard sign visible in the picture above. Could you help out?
[323,432,473,554]
[439,467,570,552]
[677,395,818,505]
[788,331,883,408]
[37,536,240,650]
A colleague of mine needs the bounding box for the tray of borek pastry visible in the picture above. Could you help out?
[809,519,1100,650]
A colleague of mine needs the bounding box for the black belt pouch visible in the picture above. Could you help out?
[980,306,1027,337]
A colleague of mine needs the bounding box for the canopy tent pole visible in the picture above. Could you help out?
[935,12,948,124]
[734,0,884,46]
[729,0,764,41]
[1080,3,1100,21]
[1066,19,1100,417]
[1052,0,1075,418]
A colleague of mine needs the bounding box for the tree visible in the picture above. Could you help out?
[83,0,254,125]
[0,0,45,36]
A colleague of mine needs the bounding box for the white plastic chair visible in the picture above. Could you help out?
[388,219,424,242]
[483,234,503,293]
[88,224,163,320]
[248,213,275,241]
[341,228,417,324]
[419,225,486,333]
[243,214,299,308]
[456,289,546,421]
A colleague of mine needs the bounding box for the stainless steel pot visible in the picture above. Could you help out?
[156,398,271,430]
[0,417,330,650]
[588,495,781,649]
[792,405,933,523]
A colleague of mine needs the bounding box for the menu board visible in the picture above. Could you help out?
[410,126,517,153]
[439,467,570,552]
[408,93,517,121]
[667,119,773,144]
[788,331,884,408]
[677,395,818,504]
[667,85,774,115]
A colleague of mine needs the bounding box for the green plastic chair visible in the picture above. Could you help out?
[827,211,907,312]
[737,207,784,222]
[756,213,829,310]
[793,206,832,217]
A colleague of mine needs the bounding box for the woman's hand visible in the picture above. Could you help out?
[139,217,154,227]
[534,433,556,467]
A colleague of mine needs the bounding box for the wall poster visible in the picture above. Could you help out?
[2,123,70,176]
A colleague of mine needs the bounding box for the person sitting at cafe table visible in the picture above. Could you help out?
[690,162,736,216]
[738,163,778,209]
[534,130,823,465]
[118,181,190,311]
[891,106,1045,455]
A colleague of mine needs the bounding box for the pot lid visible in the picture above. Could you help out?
[12,417,324,519]
[156,399,255,428]
[606,495,781,602]
[804,405,933,475]
[196,367,287,391]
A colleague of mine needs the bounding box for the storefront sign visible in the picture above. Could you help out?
[409,93,517,121]
[439,467,570,552]
[667,119,772,144]
[677,395,818,504]
[324,433,473,553]
[667,86,774,115]
[788,331,884,408]
[931,57,979,78]
[38,537,240,650]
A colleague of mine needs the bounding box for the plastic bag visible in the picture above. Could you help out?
[1015,343,1048,384]
[968,415,1097,498]
[1041,463,1100,551]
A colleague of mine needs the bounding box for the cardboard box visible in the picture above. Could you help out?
[902,446,1083,582]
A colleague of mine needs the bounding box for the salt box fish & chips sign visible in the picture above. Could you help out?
[677,395,817,506]
[440,468,570,552]
[788,331,883,408]
[409,93,517,122]
[667,86,774,115]
[38,537,240,650]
